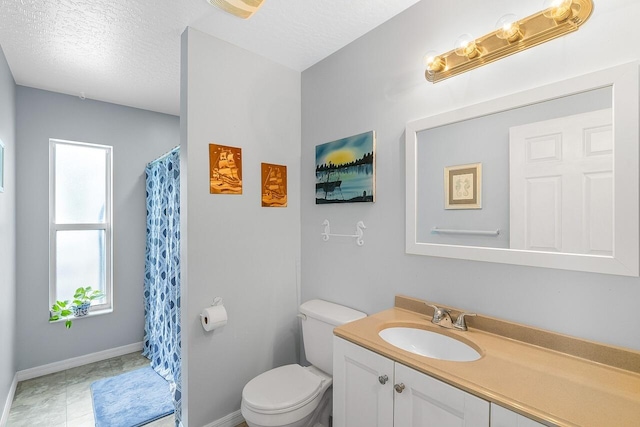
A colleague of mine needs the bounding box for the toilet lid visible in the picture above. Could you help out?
[242,364,323,413]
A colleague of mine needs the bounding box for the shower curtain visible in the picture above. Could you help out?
[143,147,182,427]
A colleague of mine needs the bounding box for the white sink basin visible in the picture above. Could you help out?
[378,327,481,362]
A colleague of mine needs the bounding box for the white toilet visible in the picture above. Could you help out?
[241,299,366,427]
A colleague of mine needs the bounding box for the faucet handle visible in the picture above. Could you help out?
[427,304,449,321]
[453,313,476,331]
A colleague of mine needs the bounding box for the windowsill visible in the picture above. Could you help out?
[49,308,113,325]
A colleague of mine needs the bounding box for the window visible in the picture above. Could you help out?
[50,139,112,313]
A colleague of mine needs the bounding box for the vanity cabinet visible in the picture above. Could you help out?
[490,404,546,427]
[333,336,394,427]
[333,337,489,427]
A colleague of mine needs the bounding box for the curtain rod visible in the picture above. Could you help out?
[147,145,180,167]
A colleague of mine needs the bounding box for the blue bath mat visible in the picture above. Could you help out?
[91,366,174,427]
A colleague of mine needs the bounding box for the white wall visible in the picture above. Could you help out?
[0,44,17,421]
[181,28,301,426]
[15,87,179,369]
[301,0,640,350]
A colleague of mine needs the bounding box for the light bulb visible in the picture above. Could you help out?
[454,34,480,59]
[424,50,445,72]
[495,14,523,42]
[542,0,573,22]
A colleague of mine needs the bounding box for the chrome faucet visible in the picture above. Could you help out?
[427,304,476,331]
[453,312,476,331]
[428,304,454,328]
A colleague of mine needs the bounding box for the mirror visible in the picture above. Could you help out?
[406,63,639,276]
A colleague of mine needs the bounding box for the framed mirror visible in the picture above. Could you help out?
[406,63,639,276]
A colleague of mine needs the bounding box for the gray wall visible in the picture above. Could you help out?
[0,45,16,420]
[301,0,640,350]
[15,86,179,370]
[181,28,301,426]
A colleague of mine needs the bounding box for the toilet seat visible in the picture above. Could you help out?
[241,364,332,427]
[242,364,324,414]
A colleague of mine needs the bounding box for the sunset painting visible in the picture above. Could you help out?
[315,131,376,204]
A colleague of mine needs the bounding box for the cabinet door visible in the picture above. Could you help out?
[333,337,394,427]
[491,403,547,427]
[394,363,489,427]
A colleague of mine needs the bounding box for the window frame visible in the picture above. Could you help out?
[49,139,113,314]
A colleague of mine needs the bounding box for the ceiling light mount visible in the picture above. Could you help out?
[206,0,266,20]
[424,0,593,83]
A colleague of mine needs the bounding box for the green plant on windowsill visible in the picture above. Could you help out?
[49,286,105,328]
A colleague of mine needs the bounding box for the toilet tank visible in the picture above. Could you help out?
[299,299,366,375]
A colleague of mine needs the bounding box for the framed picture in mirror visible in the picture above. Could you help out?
[444,163,481,209]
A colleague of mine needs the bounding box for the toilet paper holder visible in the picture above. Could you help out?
[200,297,227,332]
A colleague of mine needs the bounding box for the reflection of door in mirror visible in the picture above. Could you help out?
[509,109,612,255]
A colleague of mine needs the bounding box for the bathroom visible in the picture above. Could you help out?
[1,0,639,426]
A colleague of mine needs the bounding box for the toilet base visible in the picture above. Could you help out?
[305,387,332,427]
[244,388,332,427]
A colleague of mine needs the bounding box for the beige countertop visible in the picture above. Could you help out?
[333,296,640,427]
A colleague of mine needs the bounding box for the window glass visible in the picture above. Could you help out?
[56,230,106,304]
[55,143,106,224]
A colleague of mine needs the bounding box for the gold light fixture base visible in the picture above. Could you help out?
[425,0,593,83]
[207,0,267,19]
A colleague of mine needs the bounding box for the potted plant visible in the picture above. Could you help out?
[49,286,105,328]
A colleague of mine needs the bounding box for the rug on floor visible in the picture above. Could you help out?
[91,365,175,427]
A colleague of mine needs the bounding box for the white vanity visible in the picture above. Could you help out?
[332,296,640,427]
[334,337,544,427]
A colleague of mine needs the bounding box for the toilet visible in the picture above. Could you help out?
[241,299,366,427]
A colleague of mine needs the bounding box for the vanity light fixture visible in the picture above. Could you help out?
[424,51,445,73]
[495,14,523,43]
[454,34,481,59]
[424,0,593,83]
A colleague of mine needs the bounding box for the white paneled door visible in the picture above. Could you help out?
[510,109,613,255]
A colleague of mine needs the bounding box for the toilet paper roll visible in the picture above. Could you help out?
[200,305,228,332]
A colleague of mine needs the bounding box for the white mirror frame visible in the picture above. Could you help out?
[406,63,639,276]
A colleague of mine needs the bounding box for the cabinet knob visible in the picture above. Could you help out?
[394,383,405,393]
[378,375,388,385]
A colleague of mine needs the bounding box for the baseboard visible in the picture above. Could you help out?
[16,341,144,382]
[0,373,18,427]
[203,409,245,427]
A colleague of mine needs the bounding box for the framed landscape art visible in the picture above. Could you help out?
[315,131,375,204]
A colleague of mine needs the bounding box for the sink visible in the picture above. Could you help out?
[378,327,481,362]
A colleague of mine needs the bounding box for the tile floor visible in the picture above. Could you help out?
[7,352,174,427]
[8,352,249,427]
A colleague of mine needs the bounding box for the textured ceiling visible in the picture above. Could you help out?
[0,0,421,115]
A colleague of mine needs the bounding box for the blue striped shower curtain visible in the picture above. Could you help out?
[143,148,182,426]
